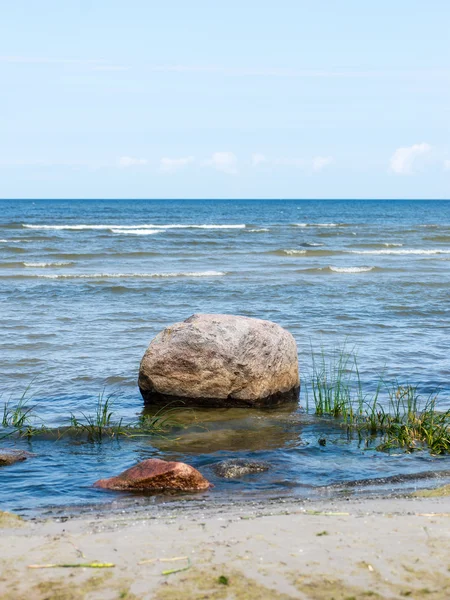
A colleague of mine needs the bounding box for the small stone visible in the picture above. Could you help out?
[212,459,271,479]
[94,458,211,492]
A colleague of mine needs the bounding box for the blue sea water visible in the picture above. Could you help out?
[1,199,450,514]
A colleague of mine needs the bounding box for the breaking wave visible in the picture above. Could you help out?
[350,249,450,255]
[110,229,161,235]
[329,266,376,273]
[293,222,348,228]
[299,266,379,274]
[23,223,246,231]
[1,271,227,280]
[23,262,74,268]
[271,248,338,257]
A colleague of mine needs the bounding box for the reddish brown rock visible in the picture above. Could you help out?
[94,458,211,492]
[0,450,35,467]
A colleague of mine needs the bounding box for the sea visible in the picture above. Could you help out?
[1,199,450,515]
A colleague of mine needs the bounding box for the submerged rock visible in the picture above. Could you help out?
[0,449,35,467]
[212,459,271,479]
[138,313,299,408]
[94,458,211,492]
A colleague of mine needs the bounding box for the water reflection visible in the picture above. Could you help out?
[142,404,307,453]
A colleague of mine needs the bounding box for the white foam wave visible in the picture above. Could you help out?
[23,261,73,267]
[350,249,450,255]
[329,266,375,273]
[282,249,307,255]
[248,228,270,232]
[28,271,227,279]
[294,223,343,228]
[110,229,160,235]
[383,243,403,247]
[23,223,246,231]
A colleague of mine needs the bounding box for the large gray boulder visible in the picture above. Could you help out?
[138,314,299,407]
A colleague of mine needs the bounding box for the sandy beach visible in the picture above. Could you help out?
[1,493,449,599]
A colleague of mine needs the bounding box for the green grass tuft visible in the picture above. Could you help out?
[306,347,450,455]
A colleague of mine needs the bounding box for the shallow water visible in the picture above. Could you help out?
[2,406,450,516]
[1,199,450,514]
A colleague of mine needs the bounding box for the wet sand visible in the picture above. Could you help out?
[1,494,450,599]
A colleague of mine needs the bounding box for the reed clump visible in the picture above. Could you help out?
[68,394,181,442]
[307,348,450,454]
[1,385,48,440]
[1,390,181,443]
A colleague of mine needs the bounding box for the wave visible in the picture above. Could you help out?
[274,247,450,257]
[248,228,269,232]
[350,249,450,255]
[300,242,324,247]
[49,251,161,260]
[0,222,25,230]
[329,266,376,273]
[0,261,30,269]
[423,236,450,243]
[109,229,161,235]
[300,266,378,274]
[1,271,227,280]
[293,222,348,228]
[271,248,338,257]
[23,223,246,231]
[0,245,26,253]
[23,261,74,268]
[277,249,306,255]
[352,243,403,249]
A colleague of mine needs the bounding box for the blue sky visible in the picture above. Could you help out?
[1,0,449,199]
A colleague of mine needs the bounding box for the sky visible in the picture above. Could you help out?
[1,0,449,199]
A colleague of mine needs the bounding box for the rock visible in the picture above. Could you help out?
[94,458,211,492]
[212,459,271,479]
[0,449,35,466]
[138,314,299,407]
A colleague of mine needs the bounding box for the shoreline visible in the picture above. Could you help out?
[1,493,449,599]
[6,463,450,521]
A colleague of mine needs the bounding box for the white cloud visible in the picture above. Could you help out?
[160,156,194,173]
[203,152,238,175]
[390,143,432,175]
[117,156,148,168]
[251,153,267,167]
[444,159,450,171]
[312,156,334,172]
